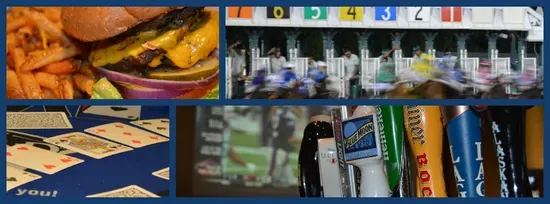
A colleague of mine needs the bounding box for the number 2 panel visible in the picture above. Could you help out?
[267,7,290,19]
[340,7,363,21]
[407,7,430,22]
[375,7,396,21]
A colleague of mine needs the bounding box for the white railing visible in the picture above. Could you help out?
[460,57,479,94]
[251,48,270,75]
[326,49,345,98]
[394,49,413,75]
[360,49,381,96]
[289,48,308,79]
[491,50,512,94]
[226,57,233,98]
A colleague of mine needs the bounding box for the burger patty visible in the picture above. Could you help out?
[92,7,205,75]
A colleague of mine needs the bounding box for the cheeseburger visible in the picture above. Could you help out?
[61,7,219,99]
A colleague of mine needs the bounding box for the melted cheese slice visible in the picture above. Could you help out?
[89,11,219,69]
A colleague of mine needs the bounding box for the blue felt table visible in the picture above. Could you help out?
[6,106,169,198]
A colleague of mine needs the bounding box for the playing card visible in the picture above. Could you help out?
[80,106,141,120]
[85,122,168,148]
[7,144,84,175]
[86,185,160,198]
[7,130,75,155]
[6,166,42,192]
[44,106,72,117]
[152,167,169,180]
[130,119,169,137]
[44,132,133,159]
[7,112,73,129]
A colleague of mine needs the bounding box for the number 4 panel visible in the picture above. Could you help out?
[339,7,363,21]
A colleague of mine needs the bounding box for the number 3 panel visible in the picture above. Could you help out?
[375,7,397,21]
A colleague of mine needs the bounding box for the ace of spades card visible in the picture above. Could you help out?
[76,106,141,122]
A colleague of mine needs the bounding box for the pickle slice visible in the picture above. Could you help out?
[146,57,219,81]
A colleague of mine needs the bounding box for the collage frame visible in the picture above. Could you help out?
[1,0,549,203]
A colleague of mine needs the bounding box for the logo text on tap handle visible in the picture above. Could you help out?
[342,115,378,162]
[405,106,426,146]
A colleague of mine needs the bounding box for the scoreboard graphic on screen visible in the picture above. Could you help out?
[225,6,539,33]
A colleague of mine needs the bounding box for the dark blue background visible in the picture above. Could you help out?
[6,106,169,198]
[1,0,549,203]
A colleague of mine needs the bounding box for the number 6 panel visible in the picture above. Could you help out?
[226,7,532,31]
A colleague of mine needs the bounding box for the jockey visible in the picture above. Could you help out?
[298,66,321,97]
[279,62,299,89]
[471,58,497,92]
[514,65,538,91]
[438,51,465,83]
[410,46,442,80]
[244,66,268,94]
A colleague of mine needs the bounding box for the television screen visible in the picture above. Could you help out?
[192,106,335,196]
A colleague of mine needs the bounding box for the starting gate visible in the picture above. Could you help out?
[289,48,308,78]
[226,57,233,98]
[326,49,346,98]
[491,50,512,94]
[251,48,271,75]
[360,49,381,96]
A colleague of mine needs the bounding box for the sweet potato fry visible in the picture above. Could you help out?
[11,47,26,73]
[78,61,100,80]
[39,59,79,74]
[6,17,28,33]
[23,9,71,47]
[6,70,26,99]
[42,88,58,99]
[73,73,95,96]
[21,45,78,72]
[58,79,74,99]
[34,71,59,90]
[18,71,44,99]
[15,25,34,41]
[7,33,20,53]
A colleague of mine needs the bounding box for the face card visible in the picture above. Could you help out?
[86,185,160,198]
[130,119,170,137]
[152,167,169,180]
[85,122,169,148]
[80,106,141,120]
[7,144,84,175]
[44,132,133,159]
[7,112,73,130]
[6,166,42,192]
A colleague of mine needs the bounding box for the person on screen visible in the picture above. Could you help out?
[265,106,302,187]
[228,41,247,98]
[268,48,287,74]
[342,48,359,98]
